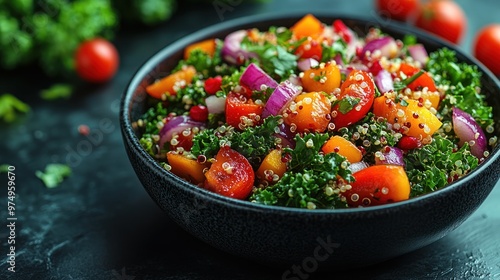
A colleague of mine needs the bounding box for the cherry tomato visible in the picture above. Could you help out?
[342,165,411,207]
[375,0,420,22]
[331,70,375,130]
[225,92,264,129]
[75,38,119,83]
[473,24,500,77]
[294,38,323,61]
[204,146,255,199]
[414,0,466,44]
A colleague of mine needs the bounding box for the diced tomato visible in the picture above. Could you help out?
[204,75,222,95]
[333,19,354,43]
[170,128,195,151]
[399,63,437,92]
[295,38,323,61]
[331,70,375,130]
[342,165,411,207]
[225,92,264,129]
[204,147,255,199]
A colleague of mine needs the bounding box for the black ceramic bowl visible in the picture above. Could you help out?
[120,13,500,270]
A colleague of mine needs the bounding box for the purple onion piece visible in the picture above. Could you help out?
[375,147,405,166]
[408,44,429,67]
[375,69,394,93]
[275,123,296,149]
[452,107,488,159]
[240,63,278,91]
[158,115,205,149]
[297,58,319,72]
[360,36,398,59]
[262,80,301,119]
[220,30,257,65]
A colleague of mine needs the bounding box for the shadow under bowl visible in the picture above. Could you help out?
[120,12,500,270]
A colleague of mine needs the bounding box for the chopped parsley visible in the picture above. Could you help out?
[36,163,72,188]
[0,94,30,123]
[40,84,73,100]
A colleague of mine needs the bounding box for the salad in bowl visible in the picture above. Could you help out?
[134,14,497,210]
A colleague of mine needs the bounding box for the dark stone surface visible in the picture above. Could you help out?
[1,0,499,279]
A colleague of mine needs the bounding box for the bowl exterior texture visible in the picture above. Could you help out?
[121,13,500,269]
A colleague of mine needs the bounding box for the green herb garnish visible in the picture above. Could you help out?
[36,163,72,188]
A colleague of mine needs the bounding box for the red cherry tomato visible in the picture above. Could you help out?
[225,92,264,129]
[414,0,467,44]
[331,70,375,130]
[75,38,119,83]
[342,165,411,207]
[204,146,255,199]
[375,0,420,22]
[473,24,500,77]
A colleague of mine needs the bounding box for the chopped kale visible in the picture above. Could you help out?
[337,113,401,163]
[250,133,353,209]
[426,48,493,129]
[404,134,478,197]
[191,116,281,168]
[174,43,238,79]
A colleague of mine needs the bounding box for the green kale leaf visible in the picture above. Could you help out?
[191,116,281,168]
[337,113,401,163]
[250,133,354,209]
[426,48,493,129]
[404,134,478,197]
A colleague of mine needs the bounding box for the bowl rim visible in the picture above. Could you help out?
[120,11,500,215]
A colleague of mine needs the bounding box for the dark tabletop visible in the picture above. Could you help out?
[1,0,500,279]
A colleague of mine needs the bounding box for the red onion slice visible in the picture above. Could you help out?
[360,36,398,59]
[262,80,301,119]
[220,30,256,65]
[205,95,226,114]
[375,69,394,93]
[240,63,278,91]
[375,147,405,166]
[408,44,429,67]
[158,115,205,149]
[452,107,487,159]
[297,58,319,72]
[275,123,296,148]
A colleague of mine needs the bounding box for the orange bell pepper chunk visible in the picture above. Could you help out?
[146,65,196,99]
[290,14,324,39]
[184,38,216,60]
[321,135,362,163]
[167,152,210,185]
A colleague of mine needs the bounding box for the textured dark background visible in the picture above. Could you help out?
[1,0,500,279]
